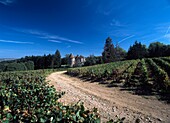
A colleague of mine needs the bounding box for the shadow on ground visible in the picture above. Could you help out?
[65,72,170,104]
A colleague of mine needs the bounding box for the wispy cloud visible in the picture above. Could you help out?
[96,3,114,16]
[154,23,170,33]
[141,34,170,43]
[42,35,83,44]
[165,26,170,37]
[148,37,164,42]
[14,29,83,44]
[0,0,15,5]
[0,49,19,52]
[119,35,135,43]
[107,29,134,38]
[165,34,170,38]
[110,19,125,27]
[83,0,95,8]
[67,45,71,48]
[146,23,170,43]
[96,1,125,16]
[48,40,61,43]
[0,39,34,44]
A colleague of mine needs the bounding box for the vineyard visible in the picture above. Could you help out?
[1,57,170,122]
[0,69,105,123]
[67,57,170,99]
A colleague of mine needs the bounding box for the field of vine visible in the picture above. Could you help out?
[0,70,102,123]
[1,57,170,122]
[68,60,139,81]
[67,57,170,94]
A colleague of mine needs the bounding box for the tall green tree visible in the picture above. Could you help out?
[126,41,148,59]
[165,45,170,56]
[46,54,53,68]
[84,55,97,66]
[52,50,61,68]
[148,42,167,57]
[25,61,34,70]
[61,54,70,65]
[114,46,127,61]
[84,55,103,66]
[102,37,115,63]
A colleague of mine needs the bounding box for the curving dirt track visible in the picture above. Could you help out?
[46,71,170,123]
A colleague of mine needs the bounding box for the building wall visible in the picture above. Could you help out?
[69,55,86,67]
[70,57,75,67]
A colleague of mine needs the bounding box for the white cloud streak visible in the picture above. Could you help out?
[118,35,135,44]
[0,0,14,5]
[166,34,170,38]
[42,35,83,44]
[0,39,34,44]
[110,19,124,27]
[67,45,71,48]
[15,29,83,44]
[165,26,170,37]
[148,37,164,42]
[48,40,61,43]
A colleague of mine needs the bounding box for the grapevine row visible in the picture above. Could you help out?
[120,60,139,83]
[67,60,138,81]
[153,58,170,76]
[0,70,101,123]
[161,57,170,64]
[140,59,149,84]
[145,58,169,90]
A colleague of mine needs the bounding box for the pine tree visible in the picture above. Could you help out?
[126,41,148,59]
[114,46,126,61]
[102,37,115,63]
[52,50,61,68]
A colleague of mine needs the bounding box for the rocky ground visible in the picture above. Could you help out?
[46,71,170,123]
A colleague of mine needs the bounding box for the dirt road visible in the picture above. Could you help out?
[46,71,170,123]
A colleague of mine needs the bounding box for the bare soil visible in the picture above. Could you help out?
[46,71,170,123]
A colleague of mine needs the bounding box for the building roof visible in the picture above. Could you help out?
[69,54,74,58]
[69,54,85,59]
[79,55,84,58]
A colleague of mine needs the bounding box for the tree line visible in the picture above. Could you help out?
[0,61,34,72]
[0,50,62,72]
[0,37,169,72]
[101,37,170,63]
[18,50,61,69]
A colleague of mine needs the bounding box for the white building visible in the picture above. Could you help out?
[68,54,86,67]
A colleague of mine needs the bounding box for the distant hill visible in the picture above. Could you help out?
[0,58,16,62]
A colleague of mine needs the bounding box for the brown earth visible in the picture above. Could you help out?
[46,71,170,123]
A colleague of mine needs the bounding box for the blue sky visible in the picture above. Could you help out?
[0,0,170,58]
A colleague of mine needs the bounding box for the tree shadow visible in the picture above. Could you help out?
[106,80,123,87]
[66,72,109,84]
[66,72,170,103]
[120,84,170,103]
[158,91,170,104]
